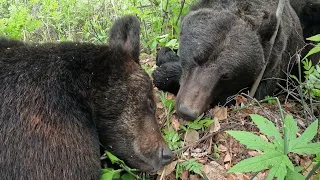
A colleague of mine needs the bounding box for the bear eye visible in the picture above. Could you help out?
[220,73,232,81]
[148,98,156,114]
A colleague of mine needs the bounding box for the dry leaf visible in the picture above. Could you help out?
[210,117,221,133]
[156,160,178,176]
[202,161,227,180]
[181,170,189,180]
[185,129,200,143]
[224,153,231,163]
[212,106,228,121]
[227,174,236,180]
[235,95,247,105]
[218,144,228,152]
[171,118,181,131]
[167,93,175,100]
[248,151,261,157]
[190,175,200,180]
[157,102,163,109]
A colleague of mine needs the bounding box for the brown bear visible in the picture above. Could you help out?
[0,15,173,179]
[153,0,305,120]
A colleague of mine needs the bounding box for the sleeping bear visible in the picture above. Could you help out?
[0,15,173,179]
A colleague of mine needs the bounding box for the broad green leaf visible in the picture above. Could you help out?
[286,167,305,180]
[267,162,286,180]
[303,46,320,60]
[101,172,113,180]
[101,169,121,180]
[291,142,320,154]
[227,131,276,151]
[250,114,283,148]
[227,151,283,173]
[306,34,320,42]
[283,115,298,147]
[121,173,135,180]
[290,120,318,151]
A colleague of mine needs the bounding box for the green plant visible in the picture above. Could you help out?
[226,114,320,180]
[176,159,203,178]
[100,151,139,180]
[291,34,320,100]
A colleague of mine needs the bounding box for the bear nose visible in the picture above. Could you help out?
[177,104,199,120]
[161,146,173,166]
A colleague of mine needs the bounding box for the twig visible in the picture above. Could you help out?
[173,124,240,154]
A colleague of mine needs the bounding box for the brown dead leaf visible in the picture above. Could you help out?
[210,117,221,133]
[227,174,236,180]
[185,129,200,143]
[248,151,261,157]
[157,102,163,109]
[235,95,247,105]
[212,106,228,121]
[181,170,189,180]
[157,160,178,176]
[224,153,232,163]
[202,161,227,180]
[167,93,175,100]
[218,144,228,152]
[171,118,181,131]
[190,175,200,180]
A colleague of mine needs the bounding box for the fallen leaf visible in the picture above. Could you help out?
[190,174,200,180]
[167,93,175,100]
[248,151,261,157]
[212,106,228,121]
[156,160,178,176]
[218,144,228,152]
[202,161,227,180]
[235,95,247,105]
[171,118,180,131]
[181,170,189,180]
[157,102,163,109]
[224,153,231,163]
[185,129,199,143]
[210,117,221,133]
[227,174,236,180]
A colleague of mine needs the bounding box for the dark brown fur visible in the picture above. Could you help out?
[0,15,172,180]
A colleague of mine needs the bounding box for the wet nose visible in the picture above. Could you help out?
[177,104,199,120]
[161,146,173,166]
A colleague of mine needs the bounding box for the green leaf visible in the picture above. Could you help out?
[100,169,121,180]
[303,46,320,60]
[250,114,283,148]
[227,151,284,173]
[286,167,306,180]
[226,131,276,151]
[283,115,298,147]
[307,34,320,42]
[121,173,135,180]
[105,151,122,164]
[290,120,318,151]
[267,162,286,180]
[291,142,320,154]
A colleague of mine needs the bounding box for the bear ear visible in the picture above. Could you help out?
[108,15,141,64]
[258,11,278,42]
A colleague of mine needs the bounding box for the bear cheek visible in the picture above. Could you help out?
[176,67,218,120]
